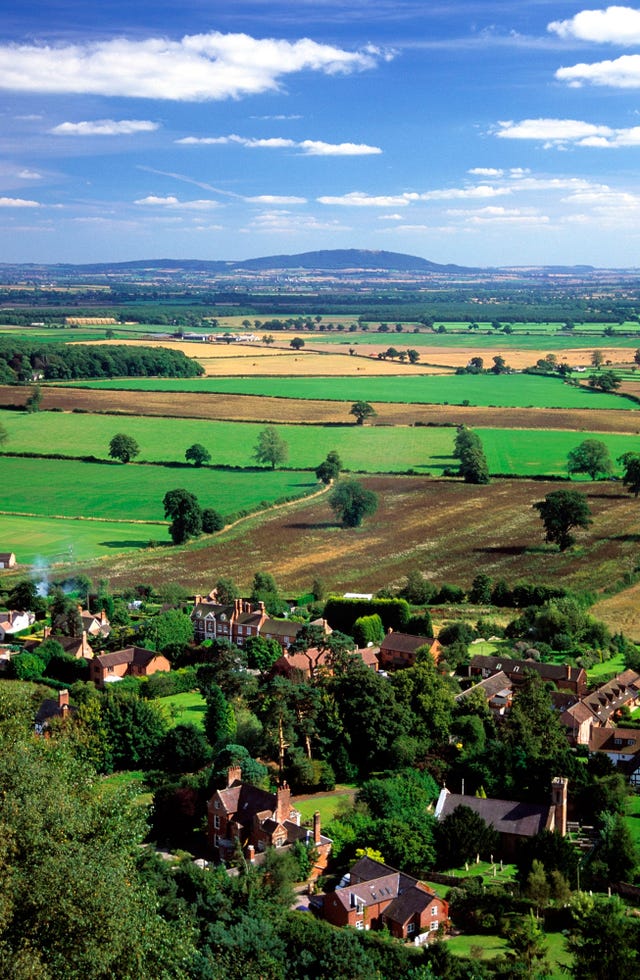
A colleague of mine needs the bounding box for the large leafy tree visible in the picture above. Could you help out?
[349,400,376,425]
[108,432,140,463]
[567,439,613,481]
[328,478,378,528]
[435,804,499,868]
[619,451,640,497]
[533,489,592,551]
[315,450,343,484]
[163,488,203,544]
[253,425,288,469]
[185,442,211,467]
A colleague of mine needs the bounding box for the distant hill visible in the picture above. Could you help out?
[51,249,478,275]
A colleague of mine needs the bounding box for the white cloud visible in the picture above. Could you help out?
[468,167,504,176]
[378,213,404,220]
[316,191,412,206]
[17,169,42,179]
[548,7,640,45]
[0,196,40,207]
[246,194,307,204]
[177,134,381,155]
[556,54,640,88]
[134,195,220,210]
[0,33,387,101]
[50,119,159,136]
[418,184,511,200]
[495,117,640,146]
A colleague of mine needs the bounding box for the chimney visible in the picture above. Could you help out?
[313,810,321,846]
[58,689,69,716]
[227,765,242,787]
[77,604,83,613]
[195,594,202,605]
[551,776,568,837]
[276,782,291,824]
[565,664,571,680]
[43,625,51,640]
[100,609,107,624]
[247,844,255,863]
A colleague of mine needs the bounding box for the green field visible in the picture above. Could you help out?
[292,330,640,350]
[0,512,169,564]
[158,691,207,729]
[2,414,640,479]
[59,374,639,409]
[447,931,571,978]
[295,787,356,824]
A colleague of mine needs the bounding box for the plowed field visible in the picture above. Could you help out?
[77,478,640,605]
[2,385,638,432]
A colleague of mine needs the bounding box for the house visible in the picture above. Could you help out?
[320,856,448,943]
[455,670,513,718]
[271,644,379,680]
[80,608,111,638]
[35,688,76,735]
[468,655,587,698]
[38,627,94,659]
[0,609,35,641]
[88,646,170,688]
[559,700,598,746]
[0,552,16,569]
[588,728,640,786]
[378,630,442,671]
[207,767,332,870]
[261,618,303,650]
[580,670,640,726]
[191,596,267,646]
[435,776,568,860]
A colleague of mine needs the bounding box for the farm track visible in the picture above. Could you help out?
[1,385,639,434]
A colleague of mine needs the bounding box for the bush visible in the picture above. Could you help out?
[323,597,410,634]
[433,584,466,604]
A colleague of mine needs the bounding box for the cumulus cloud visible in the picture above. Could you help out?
[134,195,219,210]
[50,119,159,136]
[495,116,640,146]
[177,134,381,154]
[447,205,549,225]
[245,194,307,204]
[17,169,42,179]
[556,54,640,87]
[548,6,640,45]
[0,196,40,207]
[0,33,387,101]
[468,167,504,176]
[418,184,511,200]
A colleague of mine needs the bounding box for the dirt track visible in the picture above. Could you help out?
[1,385,638,433]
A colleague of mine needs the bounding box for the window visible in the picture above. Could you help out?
[214,800,220,809]
[213,834,219,845]
[430,921,439,932]
[407,923,415,935]
[431,905,438,916]
[214,816,220,829]
[355,921,364,930]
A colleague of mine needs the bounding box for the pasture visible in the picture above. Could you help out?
[61,373,640,410]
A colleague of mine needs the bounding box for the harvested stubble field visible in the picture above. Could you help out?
[79,478,640,609]
[3,385,639,434]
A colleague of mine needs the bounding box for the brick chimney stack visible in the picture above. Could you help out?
[58,689,69,716]
[551,776,568,837]
[227,765,242,787]
[276,782,291,824]
[313,810,321,845]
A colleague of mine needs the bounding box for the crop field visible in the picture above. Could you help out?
[61,373,639,410]
[0,456,317,522]
[71,477,640,614]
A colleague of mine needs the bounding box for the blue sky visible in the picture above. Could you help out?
[3,2,640,266]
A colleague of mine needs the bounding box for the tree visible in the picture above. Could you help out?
[588,369,621,392]
[618,451,640,497]
[25,385,42,412]
[202,508,225,533]
[253,426,288,469]
[214,577,239,604]
[591,349,605,369]
[162,488,202,544]
[407,349,420,364]
[204,683,237,748]
[144,608,194,652]
[566,893,639,980]
[185,443,211,467]
[108,432,140,464]
[568,439,614,481]
[290,337,304,350]
[245,635,282,674]
[329,479,378,528]
[533,489,592,551]
[458,444,490,484]
[315,450,343,484]
[349,400,376,425]
[435,804,498,867]
[491,354,508,374]
[506,911,551,979]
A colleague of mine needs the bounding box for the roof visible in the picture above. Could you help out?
[93,646,159,669]
[436,790,552,838]
[469,654,585,685]
[215,782,278,826]
[191,601,234,620]
[581,671,640,723]
[262,619,302,638]
[456,671,512,702]
[380,632,434,654]
[383,885,435,925]
[35,699,76,726]
[589,727,640,755]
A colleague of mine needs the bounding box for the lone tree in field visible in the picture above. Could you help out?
[329,478,378,528]
[350,400,377,426]
[253,426,288,470]
[567,439,613,481]
[315,450,343,485]
[619,451,640,497]
[163,488,203,544]
[290,337,305,350]
[108,432,140,464]
[533,489,592,551]
[185,443,211,467]
[454,426,490,484]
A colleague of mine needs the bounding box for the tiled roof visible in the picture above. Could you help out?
[456,671,512,702]
[437,792,551,838]
[469,655,584,684]
[380,632,434,654]
[94,646,157,669]
[383,885,434,925]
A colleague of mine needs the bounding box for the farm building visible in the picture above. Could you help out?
[0,553,16,569]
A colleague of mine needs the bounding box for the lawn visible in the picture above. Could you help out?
[56,373,638,410]
[586,651,627,683]
[295,786,356,824]
[157,691,207,729]
[0,512,168,564]
[447,931,571,978]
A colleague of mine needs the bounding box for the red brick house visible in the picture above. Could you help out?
[468,655,587,697]
[191,596,267,646]
[320,856,448,942]
[35,688,76,735]
[89,646,170,688]
[378,631,442,671]
[208,767,332,870]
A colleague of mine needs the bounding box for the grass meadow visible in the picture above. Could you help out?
[158,691,207,729]
[58,373,639,409]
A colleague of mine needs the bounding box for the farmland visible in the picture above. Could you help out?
[60,373,640,410]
